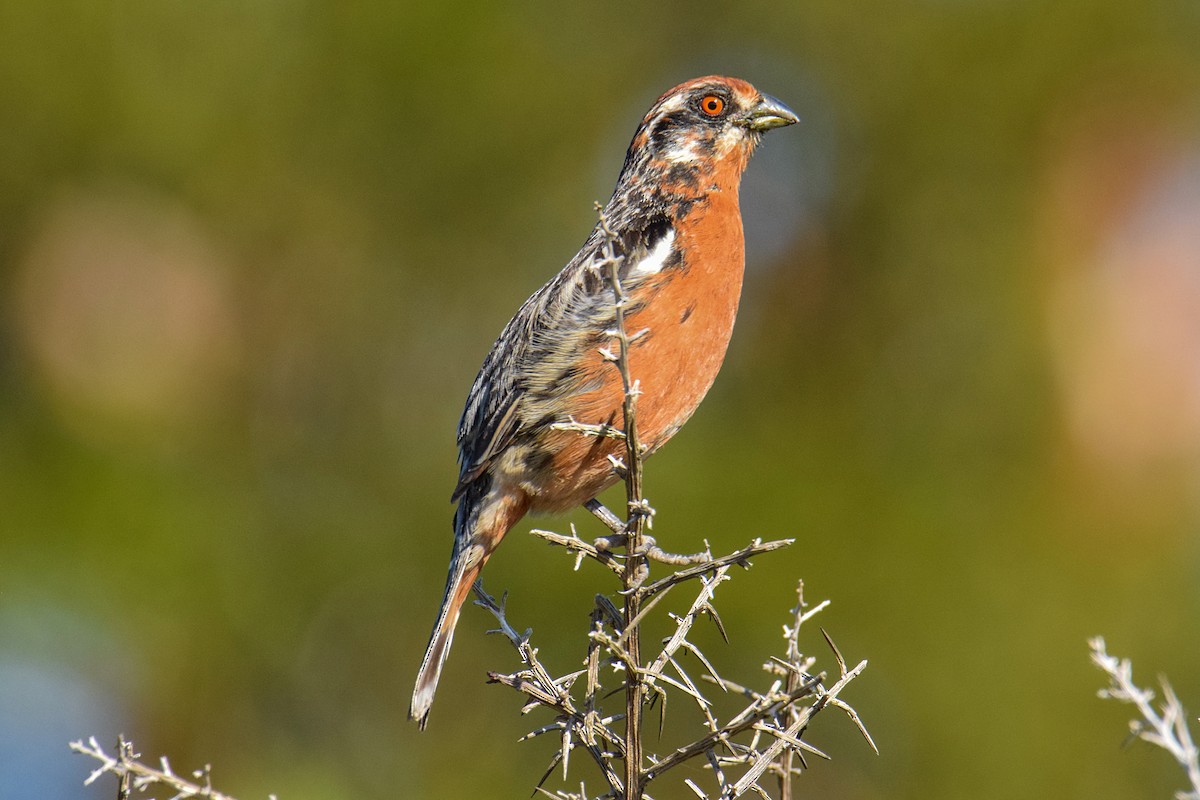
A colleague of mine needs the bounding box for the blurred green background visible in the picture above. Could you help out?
[3,1,1200,798]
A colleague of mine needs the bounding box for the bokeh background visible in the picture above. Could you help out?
[3,1,1200,798]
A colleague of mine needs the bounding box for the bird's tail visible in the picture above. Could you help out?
[409,536,483,730]
[409,485,528,730]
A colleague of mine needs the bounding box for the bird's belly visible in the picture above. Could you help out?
[522,205,746,513]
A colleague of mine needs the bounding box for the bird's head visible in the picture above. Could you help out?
[621,76,798,193]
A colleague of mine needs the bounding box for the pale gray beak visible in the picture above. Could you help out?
[735,93,799,132]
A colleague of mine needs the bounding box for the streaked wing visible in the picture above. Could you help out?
[452,214,676,500]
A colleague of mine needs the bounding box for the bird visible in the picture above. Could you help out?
[410,76,797,729]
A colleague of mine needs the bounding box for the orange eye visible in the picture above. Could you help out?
[699,95,725,117]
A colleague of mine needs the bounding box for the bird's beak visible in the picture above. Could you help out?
[735,93,799,132]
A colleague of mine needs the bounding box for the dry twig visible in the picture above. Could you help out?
[1090,637,1200,800]
[70,736,265,800]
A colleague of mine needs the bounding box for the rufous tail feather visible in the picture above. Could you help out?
[409,543,482,730]
[411,484,528,729]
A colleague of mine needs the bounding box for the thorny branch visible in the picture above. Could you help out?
[483,562,873,799]
[476,585,627,795]
[551,418,628,443]
[1090,637,1200,800]
[595,208,651,800]
[70,735,264,800]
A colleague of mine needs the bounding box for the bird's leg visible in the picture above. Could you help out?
[586,498,704,564]
[586,498,662,557]
[641,542,713,566]
[585,498,624,534]
[585,498,631,554]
